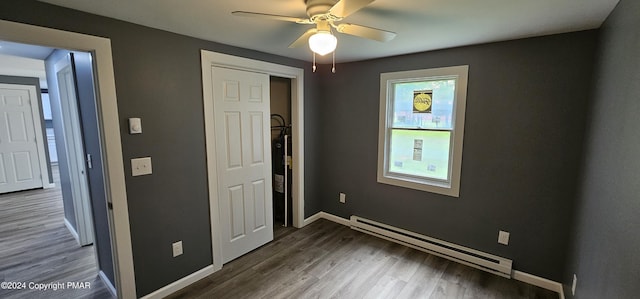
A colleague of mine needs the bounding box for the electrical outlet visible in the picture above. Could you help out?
[131,157,152,176]
[339,192,346,203]
[572,274,577,295]
[498,230,510,245]
[172,241,183,257]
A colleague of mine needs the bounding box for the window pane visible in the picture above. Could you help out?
[388,129,451,181]
[391,79,456,130]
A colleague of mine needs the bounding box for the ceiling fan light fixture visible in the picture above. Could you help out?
[308,31,337,56]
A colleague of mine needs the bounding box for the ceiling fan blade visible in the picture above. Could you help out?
[336,23,396,42]
[329,0,376,18]
[289,28,318,48]
[231,11,313,24]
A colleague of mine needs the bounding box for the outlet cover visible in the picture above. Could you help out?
[572,274,577,295]
[498,231,510,245]
[131,157,152,176]
[339,192,346,203]
[172,241,183,257]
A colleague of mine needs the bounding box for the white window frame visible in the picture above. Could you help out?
[377,65,469,197]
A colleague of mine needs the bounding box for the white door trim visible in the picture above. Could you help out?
[29,84,50,191]
[0,83,49,192]
[201,50,305,271]
[0,20,136,298]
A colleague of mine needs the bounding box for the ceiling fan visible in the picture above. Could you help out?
[232,0,396,71]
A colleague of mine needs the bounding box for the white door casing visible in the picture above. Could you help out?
[202,51,305,277]
[0,83,47,193]
[212,66,273,263]
[0,19,135,298]
[55,56,95,246]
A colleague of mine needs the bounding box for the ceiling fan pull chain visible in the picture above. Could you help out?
[332,51,336,73]
[313,52,317,72]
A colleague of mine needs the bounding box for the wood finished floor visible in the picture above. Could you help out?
[168,219,558,299]
[0,167,112,299]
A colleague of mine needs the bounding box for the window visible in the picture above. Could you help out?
[377,66,468,197]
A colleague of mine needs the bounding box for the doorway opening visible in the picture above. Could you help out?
[0,19,136,299]
[0,40,115,297]
[270,76,293,228]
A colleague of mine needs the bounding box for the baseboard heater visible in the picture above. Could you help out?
[350,216,513,278]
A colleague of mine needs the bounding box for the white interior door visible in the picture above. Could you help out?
[0,83,45,193]
[55,56,94,246]
[212,66,273,263]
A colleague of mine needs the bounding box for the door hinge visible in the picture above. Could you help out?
[107,202,113,210]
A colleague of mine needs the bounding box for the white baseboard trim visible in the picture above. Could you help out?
[313,211,564,299]
[98,270,117,298]
[304,211,350,227]
[44,183,56,189]
[321,212,352,226]
[64,218,79,244]
[140,265,215,299]
[512,270,564,298]
[303,211,323,226]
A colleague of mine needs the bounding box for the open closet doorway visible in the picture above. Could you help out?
[270,76,293,228]
[201,50,305,272]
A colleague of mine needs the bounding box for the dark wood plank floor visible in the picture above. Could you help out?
[0,166,112,299]
[168,219,559,299]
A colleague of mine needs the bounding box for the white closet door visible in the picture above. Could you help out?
[0,84,44,193]
[212,66,273,263]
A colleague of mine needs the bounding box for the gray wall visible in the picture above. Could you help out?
[565,0,640,298]
[315,31,598,281]
[0,75,53,185]
[0,0,319,296]
[5,0,624,296]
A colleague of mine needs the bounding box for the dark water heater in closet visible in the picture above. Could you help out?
[272,116,292,225]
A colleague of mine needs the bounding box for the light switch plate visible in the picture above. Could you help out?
[498,230,510,245]
[131,157,152,176]
[339,192,346,203]
[128,118,142,134]
[172,241,183,257]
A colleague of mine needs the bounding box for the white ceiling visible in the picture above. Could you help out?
[0,40,52,88]
[0,54,48,88]
[38,0,618,63]
[0,40,54,60]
